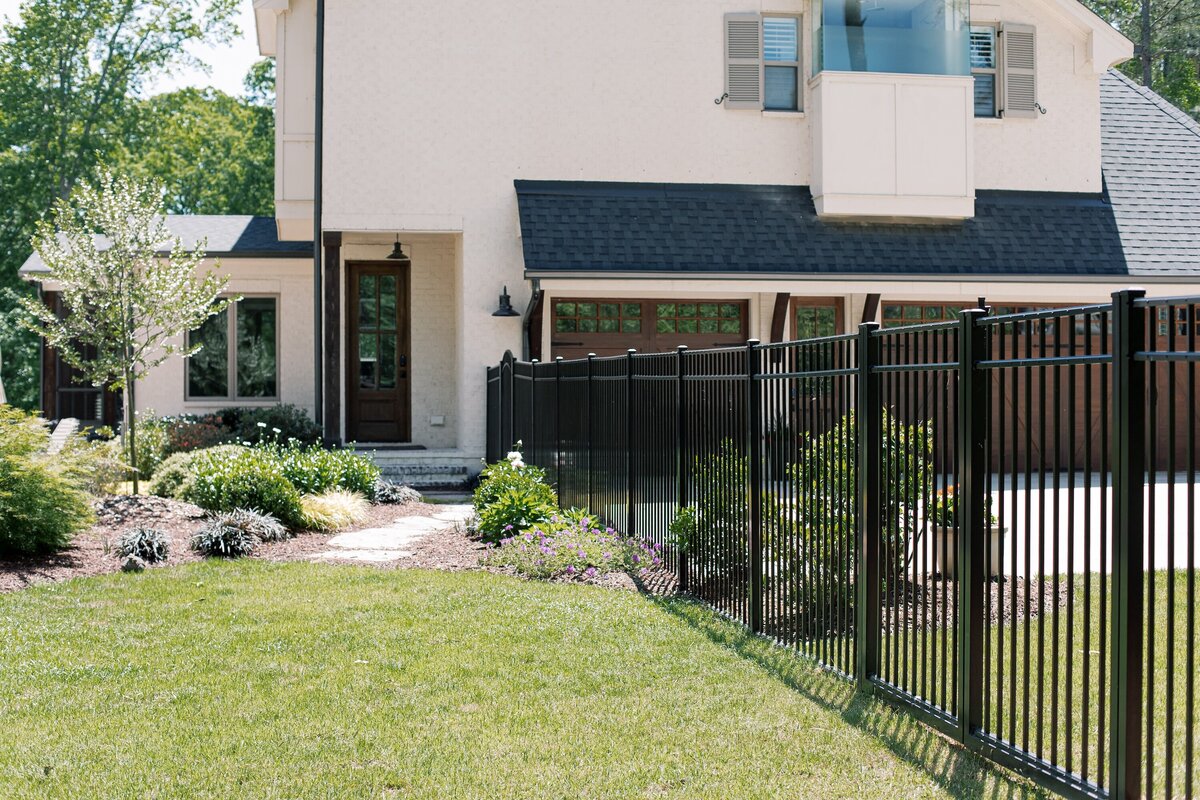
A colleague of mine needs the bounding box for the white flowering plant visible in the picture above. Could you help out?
[472,442,558,543]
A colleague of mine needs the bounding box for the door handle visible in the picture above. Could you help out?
[399,355,408,367]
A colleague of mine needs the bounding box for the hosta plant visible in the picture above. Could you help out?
[472,446,557,542]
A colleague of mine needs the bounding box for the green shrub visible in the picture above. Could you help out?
[482,515,664,579]
[128,412,172,480]
[270,441,381,498]
[149,444,243,499]
[668,506,697,553]
[300,490,369,531]
[0,407,95,555]
[190,516,259,558]
[217,404,321,445]
[115,527,170,563]
[181,447,305,529]
[59,434,126,495]
[472,451,557,542]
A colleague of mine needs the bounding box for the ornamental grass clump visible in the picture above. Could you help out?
[114,527,170,563]
[482,515,665,580]
[373,479,421,505]
[217,508,289,543]
[190,517,259,559]
[299,490,369,531]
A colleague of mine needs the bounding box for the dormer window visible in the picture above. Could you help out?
[812,0,970,75]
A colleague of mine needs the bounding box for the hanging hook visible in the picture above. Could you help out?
[714,92,729,105]
[1034,102,1047,115]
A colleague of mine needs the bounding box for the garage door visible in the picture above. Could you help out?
[550,299,749,359]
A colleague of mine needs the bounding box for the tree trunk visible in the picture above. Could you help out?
[127,368,138,496]
[1142,0,1153,88]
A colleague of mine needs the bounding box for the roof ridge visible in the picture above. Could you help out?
[1105,68,1200,141]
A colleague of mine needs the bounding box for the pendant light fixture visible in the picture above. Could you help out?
[386,235,410,264]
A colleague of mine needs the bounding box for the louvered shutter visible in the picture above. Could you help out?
[1000,23,1037,119]
[725,13,762,109]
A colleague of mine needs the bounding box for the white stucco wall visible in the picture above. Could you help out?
[133,257,315,419]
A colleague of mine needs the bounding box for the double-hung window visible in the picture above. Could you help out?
[763,16,800,111]
[187,296,279,400]
[970,26,999,118]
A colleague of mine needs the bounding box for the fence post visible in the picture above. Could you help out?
[529,359,538,461]
[501,350,515,453]
[957,308,988,743]
[856,323,882,689]
[555,356,563,494]
[1110,287,1147,800]
[746,340,763,634]
[626,349,636,537]
[676,345,689,592]
[586,353,596,513]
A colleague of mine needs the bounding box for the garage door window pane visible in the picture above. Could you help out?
[622,319,641,333]
[579,318,597,332]
[599,303,619,318]
[623,304,641,317]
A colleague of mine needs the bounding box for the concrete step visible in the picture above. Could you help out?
[355,448,482,490]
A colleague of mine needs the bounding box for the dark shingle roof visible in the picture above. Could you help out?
[516,181,1128,277]
[19,215,310,275]
[1100,69,1200,276]
[516,70,1200,279]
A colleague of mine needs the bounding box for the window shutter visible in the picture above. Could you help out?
[724,13,762,109]
[1000,23,1037,119]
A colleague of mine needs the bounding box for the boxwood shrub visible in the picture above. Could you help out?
[180,446,305,529]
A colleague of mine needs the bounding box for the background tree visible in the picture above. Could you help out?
[1086,0,1200,117]
[0,0,254,410]
[20,172,231,493]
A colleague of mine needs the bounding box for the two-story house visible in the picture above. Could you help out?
[21,0,1200,482]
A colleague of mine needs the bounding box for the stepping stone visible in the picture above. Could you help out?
[430,505,474,523]
[328,525,432,550]
[312,549,413,562]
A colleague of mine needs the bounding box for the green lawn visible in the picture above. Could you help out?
[0,563,1045,799]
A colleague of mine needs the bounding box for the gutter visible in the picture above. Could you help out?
[313,0,325,429]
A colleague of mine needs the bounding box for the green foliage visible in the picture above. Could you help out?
[190,516,258,559]
[217,404,321,446]
[688,439,758,573]
[472,451,558,542]
[668,506,698,553]
[181,446,304,529]
[212,507,289,543]
[300,490,369,532]
[270,441,380,498]
[0,406,94,555]
[115,527,169,563]
[148,444,239,499]
[58,433,126,495]
[126,85,272,217]
[482,516,664,580]
[0,288,39,409]
[928,486,997,527]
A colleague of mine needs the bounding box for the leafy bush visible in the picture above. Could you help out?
[216,404,321,446]
[128,412,172,480]
[58,434,126,495]
[374,479,421,505]
[216,507,289,542]
[668,506,697,553]
[472,449,557,542]
[180,446,305,529]
[483,515,664,579]
[163,415,231,453]
[0,407,95,556]
[115,527,170,563]
[190,516,259,558]
[928,485,997,527]
[148,444,243,499]
[270,441,380,498]
[300,490,369,531]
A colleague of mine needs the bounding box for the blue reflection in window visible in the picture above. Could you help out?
[814,0,970,76]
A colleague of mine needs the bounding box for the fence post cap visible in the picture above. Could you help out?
[627,348,637,355]
[745,338,761,346]
[555,356,564,362]
[1113,286,1147,299]
[587,352,597,359]
[676,344,688,351]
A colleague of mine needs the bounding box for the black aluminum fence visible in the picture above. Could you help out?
[485,289,1200,800]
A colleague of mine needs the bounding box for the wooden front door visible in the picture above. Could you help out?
[347,262,410,442]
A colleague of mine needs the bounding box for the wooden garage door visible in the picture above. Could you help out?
[550,299,749,359]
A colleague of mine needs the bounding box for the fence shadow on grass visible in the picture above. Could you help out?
[650,594,1050,799]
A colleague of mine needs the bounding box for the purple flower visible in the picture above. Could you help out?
[584,567,597,578]
[504,524,514,531]
[565,565,577,574]
[631,554,640,564]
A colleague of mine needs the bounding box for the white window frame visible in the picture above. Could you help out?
[762,14,803,113]
[971,24,999,119]
[184,294,281,403]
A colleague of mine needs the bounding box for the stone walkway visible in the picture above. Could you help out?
[312,505,474,563]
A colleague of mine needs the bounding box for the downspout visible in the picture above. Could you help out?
[313,0,325,429]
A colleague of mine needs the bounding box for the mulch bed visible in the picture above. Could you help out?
[0,496,458,593]
[883,575,1072,631]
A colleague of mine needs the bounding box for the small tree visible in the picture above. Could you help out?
[21,171,231,493]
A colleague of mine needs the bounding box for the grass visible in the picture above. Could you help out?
[0,562,1045,799]
[884,570,1200,795]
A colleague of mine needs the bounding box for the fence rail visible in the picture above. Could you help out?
[486,289,1200,800]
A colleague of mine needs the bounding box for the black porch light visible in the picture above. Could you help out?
[492,286,520,317]
[386,235,410,263]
